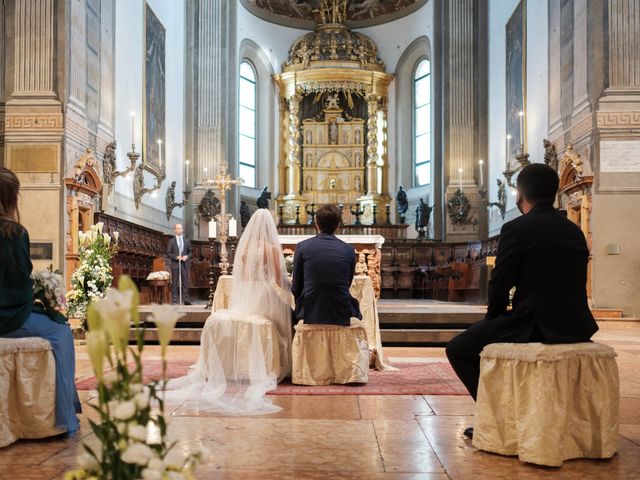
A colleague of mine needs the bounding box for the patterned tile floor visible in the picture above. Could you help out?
[1,323,639,480]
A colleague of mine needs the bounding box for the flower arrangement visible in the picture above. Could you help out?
[65,276,207,480]
[32,266,67,324]
[284,254,294,275]
[66,222,119,328]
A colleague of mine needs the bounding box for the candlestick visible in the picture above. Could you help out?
[478,159,484,187]
[203,167,208,180]
[185,159,190,186]
[506,134,512,168]
[518,111,524,147]
[229,218,237,237]
[208,220,216,238]
[458,167,463,192]
[157,139,163,170]
[130,112,135,148]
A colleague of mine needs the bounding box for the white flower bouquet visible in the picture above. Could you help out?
[67,222,119,328]
[32,266,67,323]
[65,277,208,480]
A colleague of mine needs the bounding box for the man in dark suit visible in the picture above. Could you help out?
[292,204,362,326]
[166,223,191,305]
[446,163,597,438]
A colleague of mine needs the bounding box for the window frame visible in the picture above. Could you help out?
[413,58,432,187]
[238,59,257,188]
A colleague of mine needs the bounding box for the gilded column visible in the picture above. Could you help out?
[278,96,289,196]
[379,99,390,196]
[366,95,378,195]
[287,94,301,195]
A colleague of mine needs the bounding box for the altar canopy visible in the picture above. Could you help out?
[274,4,393,226]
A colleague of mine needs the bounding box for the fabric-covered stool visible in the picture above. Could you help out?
[292,319,369,385]
[0,337,61,447]
[200,311,286,380]
[474,342,619,467]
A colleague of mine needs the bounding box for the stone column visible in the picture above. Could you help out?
[366,94,379,195]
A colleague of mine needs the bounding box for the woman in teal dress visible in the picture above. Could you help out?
[0,167,80,435]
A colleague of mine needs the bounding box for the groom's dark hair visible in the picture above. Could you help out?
[315,204,342,234]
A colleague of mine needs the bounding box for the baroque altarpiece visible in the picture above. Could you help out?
[274,1,393,224]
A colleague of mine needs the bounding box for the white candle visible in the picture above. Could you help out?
[157,139,163,170]
[229,218,237,237]
[478,159,484,187]
[130,112,135,147]
[518,111,524,146]
[458,167,463,192]
[208,220,216,238]
[185,159,190,186]
[506,134,512,168]
[203,167,208,180]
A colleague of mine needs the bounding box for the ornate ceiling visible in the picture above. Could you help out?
[240,0,428,30]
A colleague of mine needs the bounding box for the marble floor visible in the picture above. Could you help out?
[2,322,639,480]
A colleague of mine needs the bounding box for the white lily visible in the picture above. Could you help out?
[96,221,104,233]
[113,400,137,421]
[113,231,120,243]
[85,330,109,380]
[147,304,184,355]
[103,233,111,245]
[121,442,154,466]
[94,288,133,354]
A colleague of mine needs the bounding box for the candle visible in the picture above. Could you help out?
[130,112,135,147]
[229,218,237,237]
[518,111,524,146]
[185,159,190,186]
[157,139,163,170]
[203,167,208,180]
[478,159,484,187]
[458,167,463,192]
[208,220,216,238]
[506,134,512,168]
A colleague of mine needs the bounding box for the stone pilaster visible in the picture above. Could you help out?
[186,0,238,239]
[0,0,65,271]
[609,0,640,89]
[441,0,488,241]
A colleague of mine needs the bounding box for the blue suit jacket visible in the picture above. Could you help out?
[291,233,362,326]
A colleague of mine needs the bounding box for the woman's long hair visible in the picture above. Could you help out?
[0,167,23,237]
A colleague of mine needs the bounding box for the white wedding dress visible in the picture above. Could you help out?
[166,210,293,415]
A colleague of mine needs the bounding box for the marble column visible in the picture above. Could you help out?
[547,0,562,135]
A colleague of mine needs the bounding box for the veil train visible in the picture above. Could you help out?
[166,209,292,415]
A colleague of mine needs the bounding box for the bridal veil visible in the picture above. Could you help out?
[167,209,292,415]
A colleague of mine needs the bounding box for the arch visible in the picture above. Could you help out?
[395,36,432,189]
[317,151,351,169]
[238,39,276,200]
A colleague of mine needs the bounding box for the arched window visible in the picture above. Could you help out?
[239,61,257,188]
[414,59,431,186]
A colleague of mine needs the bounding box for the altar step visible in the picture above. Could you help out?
[132,302,639,347]
[134,301,487,346]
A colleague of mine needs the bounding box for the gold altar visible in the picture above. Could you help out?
[274,0,393,225]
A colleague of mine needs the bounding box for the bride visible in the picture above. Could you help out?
[167,209,292,414]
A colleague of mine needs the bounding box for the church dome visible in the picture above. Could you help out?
[282,21,385,72]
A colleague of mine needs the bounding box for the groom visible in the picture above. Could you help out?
[292,204,362,325]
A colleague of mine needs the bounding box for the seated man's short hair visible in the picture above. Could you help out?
[516,163,559,204]
[315,204,342,234]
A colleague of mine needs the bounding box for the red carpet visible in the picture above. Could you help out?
[76,360,467,395]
